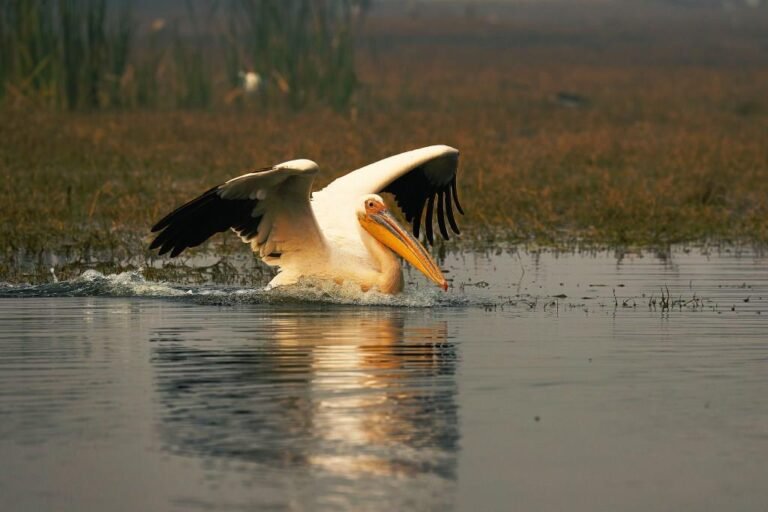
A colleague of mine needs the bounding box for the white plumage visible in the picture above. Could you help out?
[150,145,463,294]
[238,71,263,94]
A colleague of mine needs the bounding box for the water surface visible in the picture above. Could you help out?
[1,249,767,511]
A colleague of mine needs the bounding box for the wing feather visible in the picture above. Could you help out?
[437,191,449,240]
[425,194,436,245]
[149,159,322,259]
[445,188,460,235]
[319,145,463,244]
[450,179,464,215]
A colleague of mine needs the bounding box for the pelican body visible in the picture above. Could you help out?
[150,145,463,294]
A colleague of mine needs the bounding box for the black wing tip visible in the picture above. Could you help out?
[149,226,210,258]
[381,152,465,245]
[445,183,461,235]
[150,185,222,233]
[149,237,184,258]
[436,191,450,241]
[450,178,464,215]
[148,183,261,259]
[151,215,173,233]
[425,194,436,245]
[148,225,183,257]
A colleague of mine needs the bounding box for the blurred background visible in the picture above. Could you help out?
[4,1,768,111]
[2,0,768,281]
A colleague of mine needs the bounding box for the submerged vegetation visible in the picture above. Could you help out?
[2,3,768,282]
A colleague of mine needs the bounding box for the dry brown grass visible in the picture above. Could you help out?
[2,5,768,281]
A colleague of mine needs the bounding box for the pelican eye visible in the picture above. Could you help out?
[367,200,375,208]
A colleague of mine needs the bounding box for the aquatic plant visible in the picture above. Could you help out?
[0,0,133,109]
[0,0,368,110]
[2,5,768,283]
[223,0,368,110]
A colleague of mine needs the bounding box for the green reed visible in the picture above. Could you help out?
[0,0,367,111]
[169,2,214,109]
[225,0,367,110]
[0,0,133,109]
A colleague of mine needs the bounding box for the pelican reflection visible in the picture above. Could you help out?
[151,309,459,483]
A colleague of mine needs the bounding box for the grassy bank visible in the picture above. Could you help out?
[2,5,768,282]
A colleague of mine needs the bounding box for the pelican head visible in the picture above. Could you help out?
[357,194,448,291]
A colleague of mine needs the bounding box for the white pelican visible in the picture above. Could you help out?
[149,145,463,294]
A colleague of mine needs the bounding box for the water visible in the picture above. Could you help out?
[1,248,767,511]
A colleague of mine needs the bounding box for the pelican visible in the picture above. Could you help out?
[149,145,463,294]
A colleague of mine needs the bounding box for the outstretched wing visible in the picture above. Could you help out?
[149,159,325,260]
[319,145,463,244]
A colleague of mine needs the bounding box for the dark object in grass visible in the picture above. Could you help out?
[555,91,589,108]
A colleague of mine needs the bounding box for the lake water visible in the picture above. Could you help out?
[1,248,767,511]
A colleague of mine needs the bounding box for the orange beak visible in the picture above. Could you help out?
[359,208,448,291]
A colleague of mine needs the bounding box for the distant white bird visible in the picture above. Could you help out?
[150,145,464,294]
[238,71,262,94]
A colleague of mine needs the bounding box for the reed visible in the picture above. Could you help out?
[0,0,133,109]
[224,0,367,110]
[3,4,767,283]
[0,0,366,110]
[169,2,213,110]
[0,0,61,107]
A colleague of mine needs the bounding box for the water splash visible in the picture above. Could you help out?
[0,270,468,307]
[0,270,187,298]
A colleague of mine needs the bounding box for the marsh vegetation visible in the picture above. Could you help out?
[2,2,767,282]
[0,0,367,110]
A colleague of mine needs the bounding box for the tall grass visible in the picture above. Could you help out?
[225,0,368,110]
[0,0,132,109]
[170,1,213,109]
[0,0,59,106]
[4,5,768,282]
[0,0,367,110]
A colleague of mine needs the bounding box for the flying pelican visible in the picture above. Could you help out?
[149,145,463,294]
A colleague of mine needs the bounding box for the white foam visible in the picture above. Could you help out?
[1,270,468,307]
[199,277,465,307]
[0,270,190,298]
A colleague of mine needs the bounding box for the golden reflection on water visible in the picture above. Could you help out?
[152,309,458,482]
[307,316,451,478]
